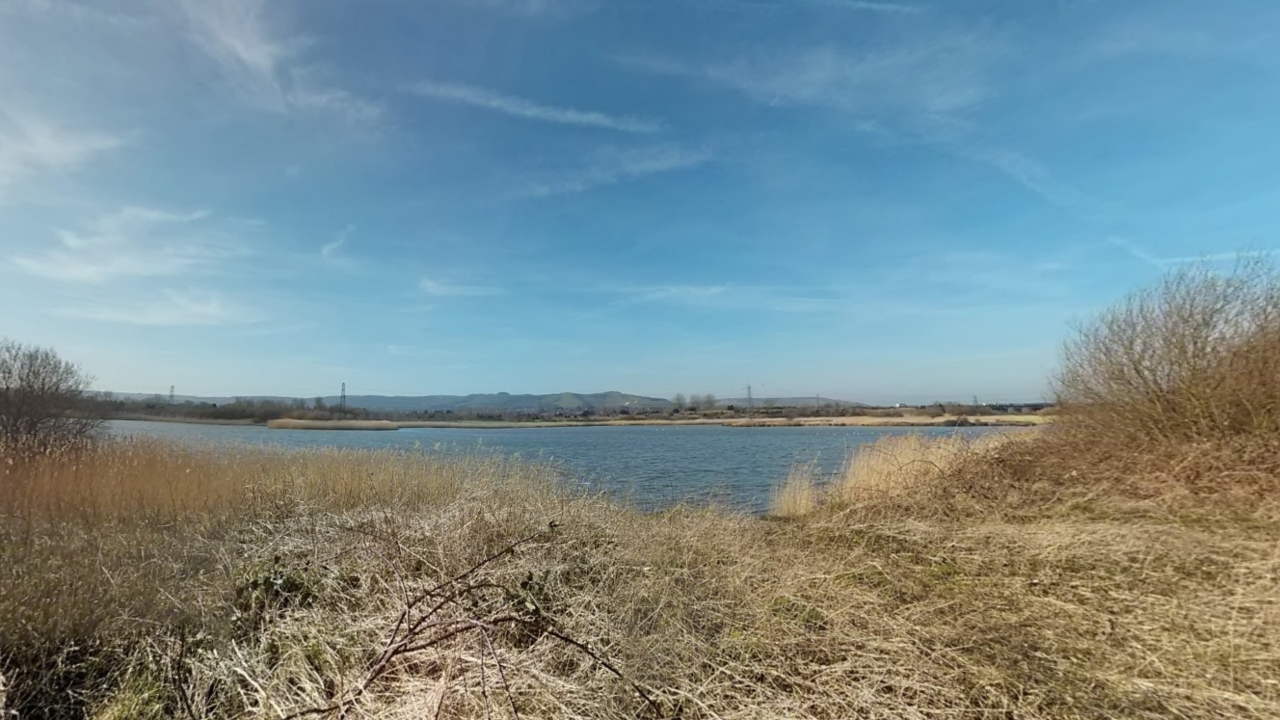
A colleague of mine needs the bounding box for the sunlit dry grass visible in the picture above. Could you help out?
[3,435,1278,720]
[769,459,821,518]
[733,414,1051,427]
[770,432,1016,519]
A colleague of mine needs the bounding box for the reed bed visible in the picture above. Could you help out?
[3,432,1277,720]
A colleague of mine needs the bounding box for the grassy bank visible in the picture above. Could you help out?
[3,431,1276,719]
[108,414,260,426]
[724,413,1047,427]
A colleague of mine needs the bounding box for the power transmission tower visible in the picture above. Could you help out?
[169,385,175,405]
[340,382,347,412]
[746,385,754,419]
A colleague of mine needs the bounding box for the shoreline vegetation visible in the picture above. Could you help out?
[4,420,1275,718]
[240,414,1047,431]
[4,262,1279,718]
[90,391,1052,429]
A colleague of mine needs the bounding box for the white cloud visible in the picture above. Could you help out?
[610,283,841,314]
[1078,7,1276,65]
[405,81,662,133]
[321,224,354,261]
[176,0,379,120]
[1108,237,1269,266]
[627,34,1102,211]
[291,86,384,124]
[0,112,120,194]
[12,206,245,283]
[1089,27,1216,60]
[631,285,729,303]
[177,0,284,108]
[60,289,257,326]
[524,145,711,196]
[958,147,1091,208]
[449,0,593,18]
[419,278,506,297]
[639,34,998,126]
[705,0,923,13]
[811,0,921,12]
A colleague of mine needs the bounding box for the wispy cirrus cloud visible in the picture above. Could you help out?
[609,283,841,314]
[1108,237,1270,266]
[808,0,922,12]
[176,0,284,108]
[176,0,380,121]
[405,81,662,133]
[956,146,1093,209]
[0,111,120,195]
[419,278,506,297]
[631,33,998,124]
[700,0,923,14]
[321,224,354,262]
[289,84,384,124]
[1088,26,1217,61]
[524,144,711,197]
[1078,4,1280,66]
[12,206,247,283]
[59,289,258,326]
[446,0,594,18]
[625,33,1100,210]
[632,285,730,303]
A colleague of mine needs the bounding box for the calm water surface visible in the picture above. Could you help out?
[107,420,1007,513]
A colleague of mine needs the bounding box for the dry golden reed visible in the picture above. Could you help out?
[3,431,1277,720]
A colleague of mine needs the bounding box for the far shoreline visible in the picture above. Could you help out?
[106,414,258,426]
[105,414,1049,431]
[263,415,1049,430]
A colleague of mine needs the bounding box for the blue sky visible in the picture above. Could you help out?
[2,0,1277,404]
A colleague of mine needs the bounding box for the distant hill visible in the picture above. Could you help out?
[104,391,675,412]
[103,391,873,412]
[717,396,867,408]
[338,392,673,412]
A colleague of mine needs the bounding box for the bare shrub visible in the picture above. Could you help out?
[0,339,101,453]
[1055,259,1280,445]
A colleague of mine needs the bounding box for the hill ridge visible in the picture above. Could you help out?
[104,391,676,412]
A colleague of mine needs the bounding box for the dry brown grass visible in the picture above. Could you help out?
[769,460,821,518]
[730,414,1050,428]
[3,432,1278,720]
[833,433,1007,508]
[770,433,1017,519]
[759,260,1280,715]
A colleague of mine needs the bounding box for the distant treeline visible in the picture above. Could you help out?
[92,394,369,423]
[91,393,1051,425]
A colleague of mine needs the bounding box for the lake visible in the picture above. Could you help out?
[107,420,1009,513]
